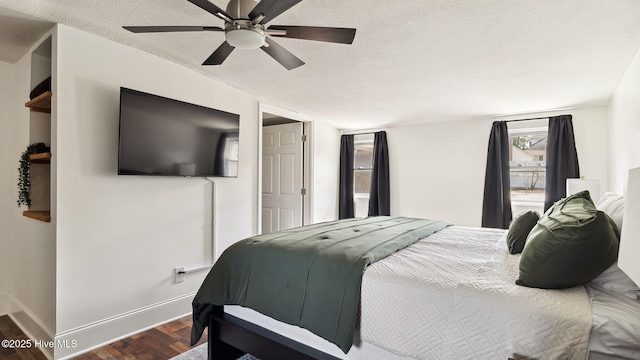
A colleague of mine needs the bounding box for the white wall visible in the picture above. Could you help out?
[312,121,340,222]
[386,119,493,226]
[608,47,640,194]
[0,60,13,314]
[52,24,259,354]
[2,32,58,346]
[381,106,609,227]
[565,107,610,189]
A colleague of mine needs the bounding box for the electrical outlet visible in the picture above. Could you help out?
[175,267,185,283]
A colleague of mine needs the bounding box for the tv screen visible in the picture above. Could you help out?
[118,88,240,177]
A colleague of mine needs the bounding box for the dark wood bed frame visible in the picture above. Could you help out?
[207,305,341,360]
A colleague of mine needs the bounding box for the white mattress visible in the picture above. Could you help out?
[360,226,592,360]
[226,226,593,359]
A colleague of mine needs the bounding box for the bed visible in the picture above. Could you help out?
[191,193,640,360]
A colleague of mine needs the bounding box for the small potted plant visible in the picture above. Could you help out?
[17,142,49,207]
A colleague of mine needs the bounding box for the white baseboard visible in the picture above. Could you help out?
[55,292,196,360]
[0,293,8,316]
[8,295,55,360]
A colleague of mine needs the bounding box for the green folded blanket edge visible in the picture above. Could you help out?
[191,216,452,353]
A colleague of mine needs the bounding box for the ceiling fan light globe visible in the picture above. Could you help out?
[226,29,265,49]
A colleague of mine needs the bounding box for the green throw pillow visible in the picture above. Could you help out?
[507,211,540,254]
[516,190,620,289]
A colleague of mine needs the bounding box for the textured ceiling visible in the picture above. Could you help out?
[1,0,640,129]
[0,7,53,63]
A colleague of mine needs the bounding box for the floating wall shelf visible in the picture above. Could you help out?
[23,211,51,222]
[25,91,52,113]
[29,152,52,164]
[24,89,53,222]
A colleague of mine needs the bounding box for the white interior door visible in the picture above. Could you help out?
[262,122,304,234]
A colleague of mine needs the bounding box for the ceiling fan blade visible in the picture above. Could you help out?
[267,26,356,44]
[202,42,235,65]
[187,0,235,23]
[123,26,224,33]
[261,37,304,70]
[248,0,303,24]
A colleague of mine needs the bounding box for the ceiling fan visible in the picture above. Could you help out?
[123,0,356,70]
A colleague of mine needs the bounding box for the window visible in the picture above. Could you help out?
[353,133,374,216]
[508,125,548,205]
[354,134,374,195]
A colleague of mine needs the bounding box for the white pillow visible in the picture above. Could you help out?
[589,262,640,299]
[596,192,625,231]
[592,193,635,298]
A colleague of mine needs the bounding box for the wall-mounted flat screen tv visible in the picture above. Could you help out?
[118,87,240,177]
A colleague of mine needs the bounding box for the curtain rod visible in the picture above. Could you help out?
[341,130,383,136]
[505,116,549,123]
[351,131,376,135]
[491,106,576,118]
[503,114,570,123]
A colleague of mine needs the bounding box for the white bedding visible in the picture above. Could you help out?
[225,226,594,359]
[360,226,592,360]
[586,284,640,359]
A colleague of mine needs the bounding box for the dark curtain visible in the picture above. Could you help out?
[368,131,391,216]
[339,135,355,219]
[481,121,513,229]
[544,115,580,211]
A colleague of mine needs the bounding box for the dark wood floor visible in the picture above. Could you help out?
[0,315,207,360]
[0,315,48,360]
[74,316,207,360]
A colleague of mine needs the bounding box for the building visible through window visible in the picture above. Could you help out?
[353,133,374,217]
[508,122,548,207]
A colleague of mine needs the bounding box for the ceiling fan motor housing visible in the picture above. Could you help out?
[225,0,258,19]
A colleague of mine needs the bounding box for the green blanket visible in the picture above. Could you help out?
[191,216,451,353]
